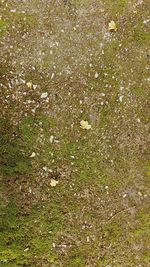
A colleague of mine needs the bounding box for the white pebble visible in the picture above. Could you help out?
[29,188,32,193]
[43,166,48,171]
[33,84,37,90]
[52,243,56,248]
[95,72,99,78]
[100,93,105,96]
[10,9,16,13]
[41,92,48,99]
[50,135,54,143]
[24,248,29,252]
[119,95,124,102]
[51,73,55,79]
[54,139,59,143]
[138,191,142,197]
[87,236,90,242]
[30,152,36,158]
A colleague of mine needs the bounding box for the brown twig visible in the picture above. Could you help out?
[105,205,136,225]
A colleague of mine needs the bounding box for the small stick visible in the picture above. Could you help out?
[105,205,136,225]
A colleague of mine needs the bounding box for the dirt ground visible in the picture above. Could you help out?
[0,0,150,266]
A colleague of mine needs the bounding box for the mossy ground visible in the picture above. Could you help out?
[0,0,150,266]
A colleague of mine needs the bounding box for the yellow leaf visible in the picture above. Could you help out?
[80,120,91,130]
[26,81,32,88]
[108,20,117,31]
[50,179,58,187]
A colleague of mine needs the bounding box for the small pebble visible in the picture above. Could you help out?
[50,135,54,143]
[52,242,56,248]
[33,84,37,90]
[24,248,29,252]
[51,73,55,79]
[30,152,36,158]
[119,95,124,102]
[41,92,48,98]
[87,236,90,242]
[43,166,48,171]
[95,72,99,78]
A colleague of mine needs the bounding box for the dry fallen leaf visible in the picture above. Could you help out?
[50,179,59,187]
[26,81,32,89]
[108,20,117,31]
[80,120,91,130]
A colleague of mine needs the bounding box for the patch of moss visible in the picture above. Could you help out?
[0,202,27,266]
[0,0,150,265]
[0,19,8,36]
[133,25,150,44]
[104,0,128,15]
[0,118,31,177]
[0,199,64,266]
[19,116,39,148]
[103,221,122,240]
[65,247,87,267]
[9,12,38,32]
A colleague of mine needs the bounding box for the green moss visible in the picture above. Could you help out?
[104,0,128,15]
[0,19,8,36]
[147,165,150,178]
[0,200,64,266]
[65,247,87,267]
[9,12,38,32]
[125,22,150,46]
[67,257,86,267]
[128,211,150,243]
[136,212,150,232]
[133,26,150,44]
[19,116,39,147]
[0,202,26,266]
[0,63,10,77]
[0,118,31,177]
[0,0,150,265]
[103,221,122,240]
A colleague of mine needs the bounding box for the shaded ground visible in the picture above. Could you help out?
[0,0,150,266]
